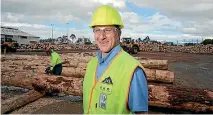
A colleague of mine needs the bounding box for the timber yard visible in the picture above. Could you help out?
[1,35,213,113]
[2,0,213,113]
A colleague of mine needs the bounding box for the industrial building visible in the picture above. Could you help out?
[1,26,40,45]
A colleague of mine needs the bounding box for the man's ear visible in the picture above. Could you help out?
[117,30,121,42]
[117,29,121,37]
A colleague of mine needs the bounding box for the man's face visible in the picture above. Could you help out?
[93,25,120,53]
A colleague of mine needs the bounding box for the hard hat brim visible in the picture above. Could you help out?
[89,24,124,29]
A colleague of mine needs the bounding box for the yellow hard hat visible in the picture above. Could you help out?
[89,5,124,29]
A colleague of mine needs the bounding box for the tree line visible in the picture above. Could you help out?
[201,39,213,45]
[40,34,76,43]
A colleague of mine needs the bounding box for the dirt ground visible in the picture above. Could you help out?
[133,52,213,90]
[2,50,213,114]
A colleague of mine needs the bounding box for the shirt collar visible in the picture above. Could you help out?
[96,44,121,64]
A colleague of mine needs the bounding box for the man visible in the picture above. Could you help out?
[45,47,62,75]
[83,5,148,114]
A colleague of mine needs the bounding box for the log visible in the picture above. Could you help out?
[63,59,168,70]
[61,67,86,78]
[1,90,45,114]
[60,67,174,83]
[139,59,168,70]
[144,68,174,83]
[32,74,213,113]
[2,69,173,95]
[31,63,173,83]
[62,56,93,64]
[148,85,213,113]
[2,61,173,83]
[2,64,173,85]
[32,74,82,96]
[1,72,35,89]
[34,66,86,78]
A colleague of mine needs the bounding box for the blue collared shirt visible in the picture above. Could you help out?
[96,45,148,112]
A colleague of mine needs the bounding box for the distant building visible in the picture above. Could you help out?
[1,26,40,45]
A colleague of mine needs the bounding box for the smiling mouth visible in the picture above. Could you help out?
[100,41,109,45]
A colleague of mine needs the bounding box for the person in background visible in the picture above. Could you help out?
[83,5,148,114]
[45,47,62,75]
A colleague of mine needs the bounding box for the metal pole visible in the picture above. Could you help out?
[51,24,54,39]
[66,23,69,40]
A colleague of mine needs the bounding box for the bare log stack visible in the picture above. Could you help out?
[139,43,213,54]
[32,74,213,113]
[3,52,210,113]
[1,53,174,84]
[15,42,213,54]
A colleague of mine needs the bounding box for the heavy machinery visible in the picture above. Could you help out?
[1,38,19,52]
[75,37,92,45]
[121,37,140,54]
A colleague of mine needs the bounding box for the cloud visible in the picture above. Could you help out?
[190,3,213,12]
[128,0,213,20]
[178,20,213,37]
[1,0,92,23]
[120,12,182,35]
[1,0,127,23]
[127,0,213,37]
[93,0,126,8]
[120,12,141,24]
[148,13,181,28]
[1,0,212,42]
[1,22,49,29]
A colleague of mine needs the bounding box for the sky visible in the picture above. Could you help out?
[1,0,213,43]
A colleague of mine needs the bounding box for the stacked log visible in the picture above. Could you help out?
[31,74,213,113]
[60,56,174,83]
[1,53,174,88]
[1,55,48,89]
[16,42,213,54]
[1,54,174,85]
[2,52,212,113]
[1,53,173,90]
[1,68,174,90]
[139,43,213,54]
[17,43,98,52]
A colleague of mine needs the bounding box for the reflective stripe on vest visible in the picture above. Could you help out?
[83,49,145,114]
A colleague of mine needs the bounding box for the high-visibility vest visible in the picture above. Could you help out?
[83,49,145,114]
[50,51,61,70]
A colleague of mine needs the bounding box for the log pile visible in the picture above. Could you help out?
[139,43,213,54]
[32,74,213,113]
[1,52,212,113]
[16,42,213,54]
[17,43,98,52]
[1,53,174,85]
